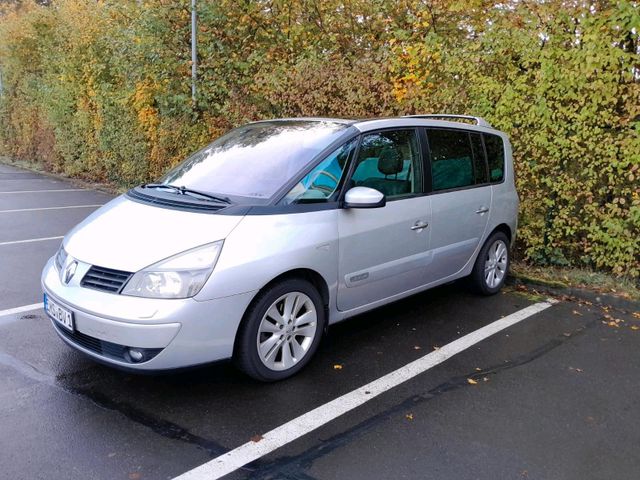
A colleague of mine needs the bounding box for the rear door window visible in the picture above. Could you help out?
[484,133,505,182]
[426,129,475,191]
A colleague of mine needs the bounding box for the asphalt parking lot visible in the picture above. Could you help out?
[1,162,639,480]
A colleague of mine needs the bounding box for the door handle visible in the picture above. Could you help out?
[475,207,490,214]
[411,221,429,231]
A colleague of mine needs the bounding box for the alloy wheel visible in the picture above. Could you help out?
[256,291,318,371]
[484,239,508,289]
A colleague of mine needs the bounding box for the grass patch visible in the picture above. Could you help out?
[502,285,547,303]
[511,261,640,302]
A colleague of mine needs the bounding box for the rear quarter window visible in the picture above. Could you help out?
[484,134,505,183]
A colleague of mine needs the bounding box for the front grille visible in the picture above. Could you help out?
[53,321,162,363]
[81,265,133,293]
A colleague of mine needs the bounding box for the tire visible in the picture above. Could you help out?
[470,231,510,295]
[233,278,326,382]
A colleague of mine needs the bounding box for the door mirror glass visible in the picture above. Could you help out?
[343,186,386,209]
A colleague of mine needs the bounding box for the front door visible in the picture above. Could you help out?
[337,129,431,311]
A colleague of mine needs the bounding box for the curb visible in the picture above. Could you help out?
[507,275,640,312]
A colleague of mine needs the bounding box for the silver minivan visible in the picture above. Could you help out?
[42,114,518,381]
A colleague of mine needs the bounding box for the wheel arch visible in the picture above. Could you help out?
[491,223,512,244]
[232,268,331,354]
[258,268,331,309]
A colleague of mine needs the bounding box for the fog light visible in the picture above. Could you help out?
[128,348,144,363]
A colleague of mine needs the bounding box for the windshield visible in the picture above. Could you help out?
[159,121,350,201]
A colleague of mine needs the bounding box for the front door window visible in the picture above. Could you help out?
[282,140,356,204]
[350,130,422,199]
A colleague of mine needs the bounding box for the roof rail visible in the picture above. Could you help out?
[404,114,492,128]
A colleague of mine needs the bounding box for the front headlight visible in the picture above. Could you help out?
[121,241,223,299]
[55,244,67,271]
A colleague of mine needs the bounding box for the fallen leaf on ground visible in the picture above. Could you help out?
[405,413,414,420]
[333,364,343,370]
[250,434,263,443]
[572,310,583,316]
[632,312,640,319]
[467,378,478,385]
[631,325,639,331]
[433,345,440,350]
[475,367,482,371]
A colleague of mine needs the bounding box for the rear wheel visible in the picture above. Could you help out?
[234,278,325,382]
[470,231,510,295]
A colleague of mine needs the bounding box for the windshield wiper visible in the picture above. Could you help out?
[141,183,231,204]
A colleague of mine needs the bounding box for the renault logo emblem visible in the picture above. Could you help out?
[63,260,78,285]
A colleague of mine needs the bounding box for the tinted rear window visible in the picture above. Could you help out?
[427,129,474,191]
[484,133,505,182]
[470,132,488,184]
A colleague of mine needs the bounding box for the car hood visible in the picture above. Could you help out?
[64,196,245,272]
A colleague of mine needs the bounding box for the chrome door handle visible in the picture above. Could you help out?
[411,221,429,231]
[475,207,490,214]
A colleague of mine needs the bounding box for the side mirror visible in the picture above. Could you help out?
[343,186,386,209]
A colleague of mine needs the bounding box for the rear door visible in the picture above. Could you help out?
[337,128,431,311]
[424,128,492,283]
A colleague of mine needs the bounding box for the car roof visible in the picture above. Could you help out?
[258,115,498,134]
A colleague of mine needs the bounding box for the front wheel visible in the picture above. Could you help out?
[470,231,510,295]
[234,278,326,382]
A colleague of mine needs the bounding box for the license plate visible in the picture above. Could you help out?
[44,293,74,332]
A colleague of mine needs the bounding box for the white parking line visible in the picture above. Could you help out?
[0,204,102,213]
[174,299,558,480]
[0,189,87,194]
[0,236,63,246]
[0,303,43,320]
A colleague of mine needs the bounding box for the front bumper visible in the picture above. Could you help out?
[41,257,256,371]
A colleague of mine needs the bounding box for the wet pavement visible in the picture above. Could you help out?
[1,162,639,480]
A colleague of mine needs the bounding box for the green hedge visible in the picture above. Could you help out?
[0,0,638,277]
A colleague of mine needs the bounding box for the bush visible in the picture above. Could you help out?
[0,0,638,277]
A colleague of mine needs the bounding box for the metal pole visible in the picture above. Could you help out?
[191,0,197,105]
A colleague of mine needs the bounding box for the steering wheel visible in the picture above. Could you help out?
[309,170,340,194]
